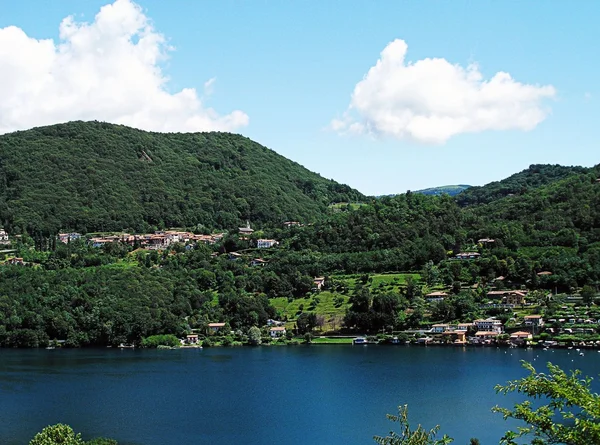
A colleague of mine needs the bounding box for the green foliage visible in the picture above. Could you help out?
[28,424,117,445]
[141,334,180,348]
[493,361,600,445]
[0,121,363,236]
[248,326,262,345]
[373,405,453,445]
[29,424,84,445]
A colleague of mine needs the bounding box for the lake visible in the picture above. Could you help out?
[1,345,598,445]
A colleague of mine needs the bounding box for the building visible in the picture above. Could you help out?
[186,334,199,344]
[251,258,268,267]
[431,324,449,333]
[208,323,226,333]
[510,331,532,345]
[474,318,503,333]
[228,252,243,261]
[456,252,481,260]
[269,327,286,338]
[283,221,302,228]
[425,291,448,302]
[474,331,499,343]
[0,229,8,243]
[478,238,495,244]
[313,277,325,290]
[239,221,254,235]
[7,257,24,266]
[257,239,278,249]
[524,315,544,327]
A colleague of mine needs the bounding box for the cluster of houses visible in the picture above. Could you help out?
[183,319,288,345]
[426,289,529,307]
[422,315,544,346]
[59,231,225,250]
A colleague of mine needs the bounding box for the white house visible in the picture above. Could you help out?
[431,324,449,333]
[474,318,503,333]
[269,327,286,338]
[257,239,278,249]
[313,277,325,290]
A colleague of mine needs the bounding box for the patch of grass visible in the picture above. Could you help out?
[311,337,353,344]
[270,291,350,331]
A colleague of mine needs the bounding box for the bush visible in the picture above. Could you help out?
[141,335,180,348]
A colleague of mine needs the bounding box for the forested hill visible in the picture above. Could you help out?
[0,121,364,235]
[456,164,590,206]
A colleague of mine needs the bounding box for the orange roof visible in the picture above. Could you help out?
[524,315,542,319]
[475,331,499,336]
[270,327,286,331]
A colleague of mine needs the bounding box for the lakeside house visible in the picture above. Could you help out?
[269,327,286,338]
[208,323,226,333]
[474,331,500,344]
[510,331,532,345]
[257,239,278,249]
[474,318,503,333]
[186,334,199,345]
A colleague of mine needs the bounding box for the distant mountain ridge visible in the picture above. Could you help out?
[413,184,471,197]
[0,121,365,235]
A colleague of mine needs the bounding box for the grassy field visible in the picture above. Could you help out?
[269,273,421,331]
[311,337,353,344]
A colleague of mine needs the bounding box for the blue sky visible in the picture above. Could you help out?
[1,1,598,195]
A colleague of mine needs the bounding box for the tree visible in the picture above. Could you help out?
[29,424,85,445]
[373,405,453,445]
[580,285,596,306]
[248,326,262,345]
[493,361,600,444]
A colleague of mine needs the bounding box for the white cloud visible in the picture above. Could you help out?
[0,0,248,134]
[332,39,555,144]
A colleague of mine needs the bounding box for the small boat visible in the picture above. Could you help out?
[353,337,368,345]
[45,346,55,350]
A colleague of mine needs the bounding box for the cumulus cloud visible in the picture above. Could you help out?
[0,0,248,134]
[332,39,555,144]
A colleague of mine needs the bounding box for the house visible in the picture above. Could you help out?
[425,291,448,302]
[313,277,325,290]
[208,323,226,333]
[474,331,499,343]
[7,257,24,266]
[478,238,495,244]
[431,324,449,334]
[474,318,503,333]
[239,221,254,235]
[228,252,243,261]
[269,327,286,338]
[267,319,285,327]
[536,271,552,276]
[442,330,467,344]
[251,258,268,267]
[456,252,481,260]
[186,334,199,344]
[456,323,473,331]
[524,315,544,327]
[510,331,532,345]
[257,239,278,249]
[283,221,302,228]
[487,290,527,306]
[0,228,8,243]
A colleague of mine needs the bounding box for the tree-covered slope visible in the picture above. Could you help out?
[0,121,364,234]
[456,164,589,206]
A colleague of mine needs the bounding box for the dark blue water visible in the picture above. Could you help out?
[0,346,598,445]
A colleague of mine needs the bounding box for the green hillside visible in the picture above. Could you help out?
[0,122,364,235]
[456,164,589,206]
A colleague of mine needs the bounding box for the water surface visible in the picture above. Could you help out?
[0,346,597,444]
